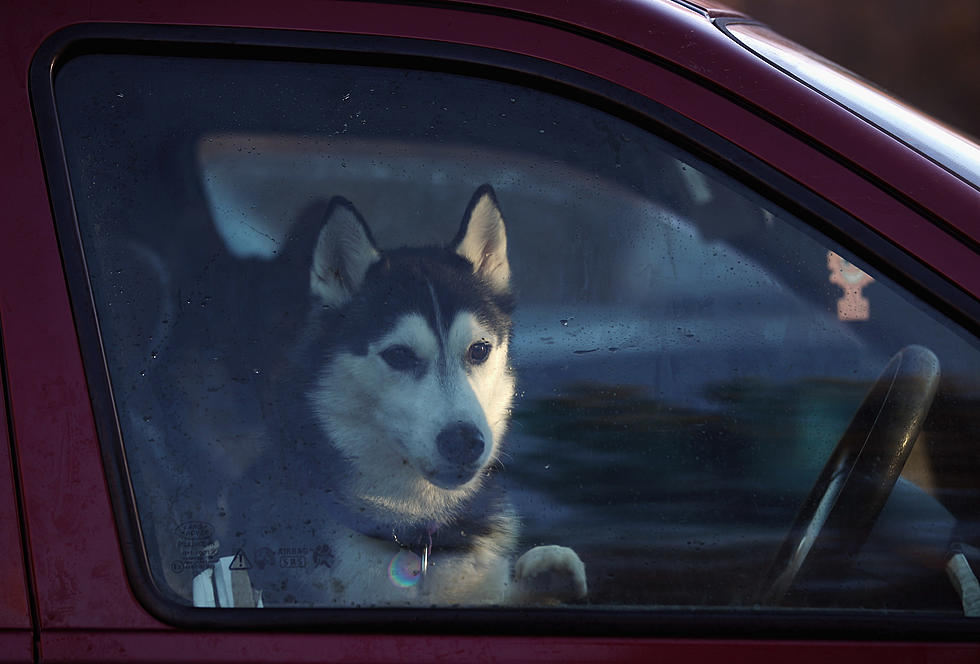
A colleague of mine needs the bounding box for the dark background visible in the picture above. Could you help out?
[725,0,980,140]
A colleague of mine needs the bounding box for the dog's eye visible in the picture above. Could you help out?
[380,345,421,372]
[467,341,492,365]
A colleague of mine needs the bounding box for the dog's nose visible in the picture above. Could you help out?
[436,422,485,466]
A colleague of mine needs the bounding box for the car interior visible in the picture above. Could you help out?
[51,50,980,617]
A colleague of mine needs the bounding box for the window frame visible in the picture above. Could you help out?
[29,21,980,638]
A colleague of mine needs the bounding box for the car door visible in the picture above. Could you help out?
[5,1,979,661]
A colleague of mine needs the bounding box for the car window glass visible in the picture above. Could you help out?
[52,51,980,617]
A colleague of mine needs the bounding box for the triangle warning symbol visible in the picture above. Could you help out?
[229,549,252,570]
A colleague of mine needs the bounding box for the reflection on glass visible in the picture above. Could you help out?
[53,53,980,615]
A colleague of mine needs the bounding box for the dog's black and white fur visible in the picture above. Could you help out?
[266,185,586,606]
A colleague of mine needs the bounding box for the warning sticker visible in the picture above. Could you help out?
[229,549,252,571]
[171,521,218,574]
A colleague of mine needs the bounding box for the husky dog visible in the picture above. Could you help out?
[264,185,586,607]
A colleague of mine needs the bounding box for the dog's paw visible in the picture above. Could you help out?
[513,545,587,604]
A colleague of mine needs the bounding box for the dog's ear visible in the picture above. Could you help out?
[310,197,380,307]
[452,184,510,295]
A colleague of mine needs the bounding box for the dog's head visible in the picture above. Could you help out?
[304,185,515,511]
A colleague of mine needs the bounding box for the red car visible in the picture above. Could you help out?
[2,0,978,661]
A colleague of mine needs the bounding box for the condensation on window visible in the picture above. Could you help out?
[53,53,980,615]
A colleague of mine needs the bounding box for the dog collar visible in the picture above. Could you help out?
[392,523,437,579]
[326,468,511,558]
[334,504,444,589]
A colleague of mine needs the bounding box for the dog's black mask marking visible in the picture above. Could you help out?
[322,246,514,359]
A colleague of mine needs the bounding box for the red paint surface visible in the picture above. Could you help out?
[0,633,32,664]
[31,632,980,664]
[0,0,977,660]
[0,378,31,653]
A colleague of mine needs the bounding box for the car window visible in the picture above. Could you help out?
[48,42,980,621]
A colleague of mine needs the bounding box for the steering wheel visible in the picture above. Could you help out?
[757,345,940,605]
